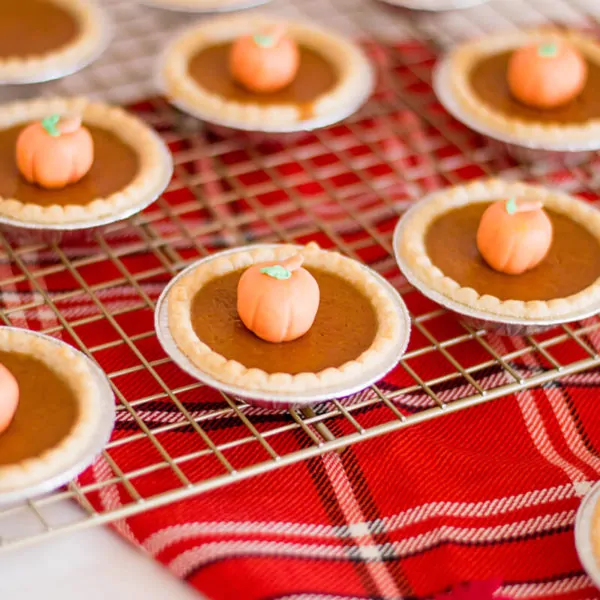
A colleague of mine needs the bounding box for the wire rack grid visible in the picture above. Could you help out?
[1,0,600,552]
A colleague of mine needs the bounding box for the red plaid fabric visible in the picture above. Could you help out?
[81,390,600,600]
[3,39,599,599]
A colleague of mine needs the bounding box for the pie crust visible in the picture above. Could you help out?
[0,0,110,84]
[0,97,172,226]
[160,14,372,127]
[167,242,403,394]
[0,328,102,492]
[397,179,600,320]
[593,499,600,567]
[448,29,600,146]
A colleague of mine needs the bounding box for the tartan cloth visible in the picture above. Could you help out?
[2,39,599,599]
[82,393,600,600]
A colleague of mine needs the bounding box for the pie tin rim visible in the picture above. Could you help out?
[0,327,115,506]
[155,244,412,406]
[393,193,600,329]
[433,57,600,153]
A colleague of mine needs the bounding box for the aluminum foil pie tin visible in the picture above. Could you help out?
[393,200,600,337]
[138,0,273,13]
[156,39,376,134]
[0,1,112,86]
[433,58,600,165]
[378,0,488,11]
[0,328,115,506]
[163,87,375,134]
[155,244,412,410]
[0,127,173,245]
[575,481,600,589]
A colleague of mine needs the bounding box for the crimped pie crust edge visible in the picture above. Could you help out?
[0,97,172,225]
[167,243,403,394]
[161,14,372,127]
[0,0,108,82]
[0,328,102,492]
[398,179,600,320]
[449,29,600,145]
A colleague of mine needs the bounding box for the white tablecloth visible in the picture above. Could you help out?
[0,502,203,600]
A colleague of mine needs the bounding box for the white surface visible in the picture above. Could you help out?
[0,502,203,600]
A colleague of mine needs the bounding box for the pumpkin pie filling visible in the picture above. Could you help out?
[187,43,338,120]
[469,52,600,124]
[0,1,80,59]
[190,268,378,374]
[425,202,600,302]
[0,350,79,466]
[0,124,139,207]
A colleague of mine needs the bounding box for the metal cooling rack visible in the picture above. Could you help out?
[1,0,600,551]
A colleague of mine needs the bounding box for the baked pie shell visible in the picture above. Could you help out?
[397,178,600,320]
[161,14,372,127]
[0,328,102,492]
[167,243,404,394]
[0,0,109,83]
[448,29,600,146]
[0,97,172,225]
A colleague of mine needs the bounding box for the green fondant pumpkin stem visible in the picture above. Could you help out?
[538,42,558,58]
[260,265,292,280]
[41,115,61,137]
[506,197,544,215]
[254,34,276,48]
[253,25,286,48]
[505,197,518,215]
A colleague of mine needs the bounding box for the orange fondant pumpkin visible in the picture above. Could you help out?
[508,40,588,109]
[16,114,94,190]
[230,25,300,94]
[237,253,320,343]
[0,363,19,435]
[476,198,553,275]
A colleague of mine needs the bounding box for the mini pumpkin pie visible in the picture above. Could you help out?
[574,483,600,588]
[0,0,109,84]
[0,97,172,227]
[160,14,374,129]
[395,179,600,321]
[0,327,111,494]
[445,29,600,147]
[164,243,409,395]
[593,498,600,569]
